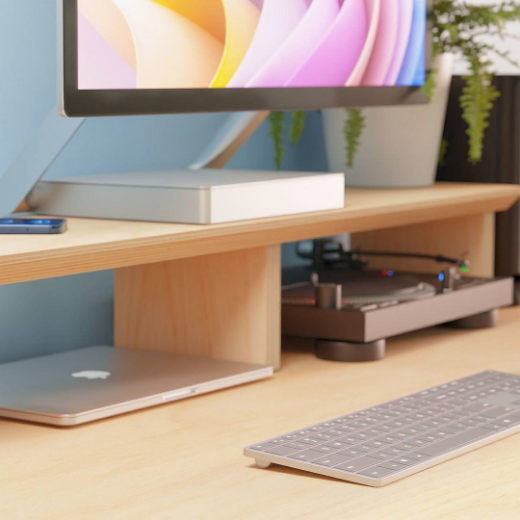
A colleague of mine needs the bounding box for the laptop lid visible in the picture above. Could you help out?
[0,346,271,425]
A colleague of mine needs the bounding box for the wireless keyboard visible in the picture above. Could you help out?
[244,371,520,487]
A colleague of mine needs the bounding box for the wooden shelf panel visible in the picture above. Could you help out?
[1,182,519,285]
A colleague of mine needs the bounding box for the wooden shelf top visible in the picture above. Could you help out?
[3,307,520,519]
[1,182,519,285]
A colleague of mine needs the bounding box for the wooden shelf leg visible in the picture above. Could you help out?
[114,245,282,370]
[352,213,496,277]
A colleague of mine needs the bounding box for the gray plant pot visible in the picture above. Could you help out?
[322,54,454,188]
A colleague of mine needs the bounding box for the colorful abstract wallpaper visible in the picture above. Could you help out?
[77,0,426,90]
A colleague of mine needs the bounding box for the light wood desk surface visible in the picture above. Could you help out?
[4,308,520,519]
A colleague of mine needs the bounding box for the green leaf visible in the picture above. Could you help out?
[268,112,286,170]
[459,57,500,164]
[343,108,366,169]
[422,69,437,102]
[288,111,307,145]
[438,137,449,167]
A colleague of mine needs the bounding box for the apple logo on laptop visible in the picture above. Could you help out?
[72,370,111,380]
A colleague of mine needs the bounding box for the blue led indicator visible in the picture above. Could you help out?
[438,273,445,282]
[387,270,394,277]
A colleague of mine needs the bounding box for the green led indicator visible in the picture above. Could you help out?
[460,265,469,273]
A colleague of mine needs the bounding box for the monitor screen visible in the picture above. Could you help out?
[61,0,432,116]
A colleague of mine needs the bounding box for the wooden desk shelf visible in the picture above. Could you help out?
[3,183,520,369]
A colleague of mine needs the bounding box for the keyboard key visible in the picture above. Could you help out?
[308,433,334,441]
[337,436,362,445]
[336,456,381,473]
[312,454,352,467]
[364,428,386,436]
[420,427,490,456]
[369,451,393,460]
[392,442,415,451]
[284,442,310,449]
[404,453,431,462]
[464,402,493,413]
[407,438,431,448]
[399,427,422,436]
[250,442,278,451]
[393,431,413,440]
[282,434,303,441]
[357,444,378,454]
[309,445,337,454]
[480,423,505,431]
[433,429,455,438]
[448,408,473,417]
[324,441,352,450]
[364,439,387,449]
[409,412,429,420]
[299,437,321,445]
[448,399,469,407]
[298,427,324,435]
[421,419,447,428]
[386,420,408,428]
[444,426,464,434]
[410,423,430,431]
[326,429,346,436]
[358,466,396,478]
[288,450,323,461]
[377,460,408,471]
[378,435,403,444]
[449,422,471,431]
[265,446,300,456]
[480,407,514,419]
[351,432,373,441]
[379,447,406,457]
[457,419,483,428]
[270,437,294,445]
[390,456,418,466]
[417,433,442,443]
[491,416,520,428]
[336,448,363,457]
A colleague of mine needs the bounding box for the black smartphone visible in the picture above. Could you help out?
[0,218,68,234]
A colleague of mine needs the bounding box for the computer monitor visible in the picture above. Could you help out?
[60,0,432,117]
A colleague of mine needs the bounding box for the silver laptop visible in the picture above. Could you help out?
[0,346,272,426]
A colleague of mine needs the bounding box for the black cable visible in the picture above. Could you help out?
[296,240,470,268]
[344,250,469,268]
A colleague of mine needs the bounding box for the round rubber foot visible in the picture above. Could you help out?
[447,309,498,329]
[255,459,272,469]
[315,339,386,362]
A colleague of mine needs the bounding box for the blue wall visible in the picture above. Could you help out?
[0,0,326,364]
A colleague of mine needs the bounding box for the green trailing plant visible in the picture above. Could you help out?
[421,68,438,103]
[438,137,449,167]
[431,0,520,164]
[268,111,286,170]
[288,110,307,145]
[460,57,501,163]
[267,110,306,170]
[268,0,520,169]
[343,108,366,169]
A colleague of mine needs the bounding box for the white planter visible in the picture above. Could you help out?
[323,54,454,188]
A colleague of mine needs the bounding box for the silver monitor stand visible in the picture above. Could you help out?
[0,108,85,216]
